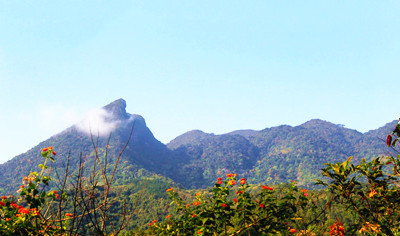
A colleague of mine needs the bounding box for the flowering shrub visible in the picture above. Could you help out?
[329,219,345,236]
[317,120,400,236]
[0,147,73,235]
[148,174,310,235]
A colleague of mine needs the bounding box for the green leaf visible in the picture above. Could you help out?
[342,156,353,170]
[392,138,399,147]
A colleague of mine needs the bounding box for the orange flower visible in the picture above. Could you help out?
[20,185,25,189]
[262,185,273,191]
[227,173,234,178]
[18,208,30,214]
[16,214,21,217]
[369,189,377,198]
[221,203,228,208]
[166,188,173,192]
[240,178,246,185]
[42,148,48,152]
[233,198,238,203]
[0,201,4,206]
[152,220,157,223]
[186,204,190,208]
[329,219,345,236]
[301,189,309,196]
[193,201,200,206]
[289,228,296,233]
[217,177,223,185]
[30,208,39,216]
[259,204,264,208]
[149,222,153,227]
[1,196,7,199]
[229,180,236,186]
[52,151,56,155]
[192,214,196,217]
[5,218,10,221]
[65,213,73,217]
[48,146,53,150]
[166,215,171,219]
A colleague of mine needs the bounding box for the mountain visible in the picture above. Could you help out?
[168,119,398,188]
[0,99,398,194]
[0,99,182,194]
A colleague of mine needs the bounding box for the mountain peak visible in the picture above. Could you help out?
[103,98,130,120]
[300,119,337,128]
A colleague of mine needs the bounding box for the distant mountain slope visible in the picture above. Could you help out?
[169,119,398,188]
[0,99,398,194]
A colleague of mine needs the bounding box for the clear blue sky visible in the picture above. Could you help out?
[0,1,399,163]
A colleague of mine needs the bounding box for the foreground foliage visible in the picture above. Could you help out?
[132,120,400,236]
[1,119,400,235]
[147,175,307,235]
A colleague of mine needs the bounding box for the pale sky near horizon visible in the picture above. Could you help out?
[0,1,399,164]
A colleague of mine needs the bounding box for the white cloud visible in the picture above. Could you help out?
[75,108,120,137]
[31,103,121,137]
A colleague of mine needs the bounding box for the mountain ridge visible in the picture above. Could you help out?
[0,99,398,193]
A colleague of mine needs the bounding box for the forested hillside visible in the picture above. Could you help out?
[0,99,397,194]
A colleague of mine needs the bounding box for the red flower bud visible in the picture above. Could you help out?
[387,135,392,147]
